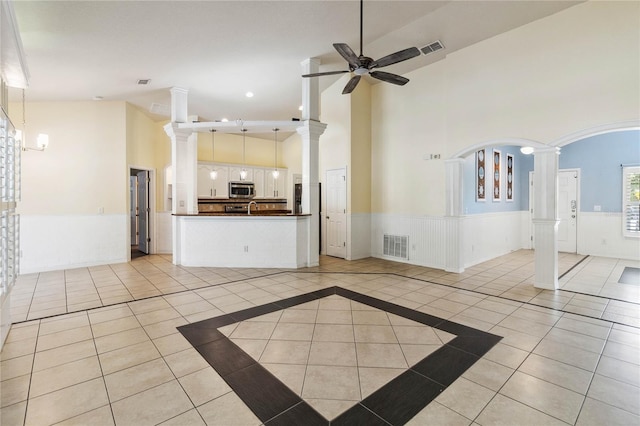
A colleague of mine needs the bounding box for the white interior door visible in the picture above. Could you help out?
[137,170,150,254]
[558,169,578,253]
[530,169,578,252]
[326,168,347,258]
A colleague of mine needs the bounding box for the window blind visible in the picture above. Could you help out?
[623,166,640,237]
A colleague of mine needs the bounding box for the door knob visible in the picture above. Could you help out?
[571,215,576,218]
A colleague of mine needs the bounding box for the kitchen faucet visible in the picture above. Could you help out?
[247,200,257,215]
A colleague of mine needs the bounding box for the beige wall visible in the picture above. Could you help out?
[196,132,284,168]
[125,104,170,212]
[349,80,372,214]
[13,101,128,215]
[319,74,351,178]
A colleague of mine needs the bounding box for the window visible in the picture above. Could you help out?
[623,166,640,237]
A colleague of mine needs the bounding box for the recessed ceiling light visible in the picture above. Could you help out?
[137,79,151,85]
[221,118,229,122]
[245,92,254,98]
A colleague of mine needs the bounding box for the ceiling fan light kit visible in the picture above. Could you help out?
[302,0,421,94]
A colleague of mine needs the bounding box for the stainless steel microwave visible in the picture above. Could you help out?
[229,181,255,199]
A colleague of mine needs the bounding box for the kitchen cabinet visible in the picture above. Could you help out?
[253,168,265,198]
[229,166,253,183]
[198,164,229,198]
[265,169,287,198]
[197,165,214,198]
[211,166,229,198]
[198,162,287,199]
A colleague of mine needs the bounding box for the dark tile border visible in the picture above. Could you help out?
[178,286,502,425]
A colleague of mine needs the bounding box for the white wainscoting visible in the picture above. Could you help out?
[578,212,640,260]
[20,214,128,274]
[371,214,450,269]
[371,211,530,271]
[176,215,310,268]
[462,211,529,267]
[348,213,371,260]
[155,211,173,254]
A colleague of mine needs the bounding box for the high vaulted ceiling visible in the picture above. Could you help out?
[11,0,580,123]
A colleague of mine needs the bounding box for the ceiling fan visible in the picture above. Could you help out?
[302,0,421,95]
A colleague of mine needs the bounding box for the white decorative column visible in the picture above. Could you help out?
[299,58,326,267]
[163,87,197,265]
[297,120,327,267]
[444,158,465,273]
[301,58,320,121]
[533,146,561,289]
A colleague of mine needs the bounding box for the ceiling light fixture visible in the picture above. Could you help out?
[19,89,49,152]
[272,128,280,180]
[245,92,254,98]
[240,128,248,180]
[520,146,534,155]
[209,129,217,180]
[221,118,229,122]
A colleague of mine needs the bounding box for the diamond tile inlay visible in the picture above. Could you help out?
[178,286,503,425]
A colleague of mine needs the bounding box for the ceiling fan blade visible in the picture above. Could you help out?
[371,47,421,69]
[302,70,349,78]
[369,71,410,86]
[342,75,361,94]
[333,43,360,69]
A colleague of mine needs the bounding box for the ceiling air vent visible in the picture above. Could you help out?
[137,79,151,85]
[420,40,444,55]
[149,103,169,115]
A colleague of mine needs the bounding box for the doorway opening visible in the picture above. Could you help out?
[129,167,154,259]
[529,168,579,253]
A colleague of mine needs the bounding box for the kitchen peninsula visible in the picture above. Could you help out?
[165,74,326,269]
[174,210,310,268]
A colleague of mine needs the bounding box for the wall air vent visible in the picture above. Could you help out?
[420,40,444,55]
[383,234,409,260]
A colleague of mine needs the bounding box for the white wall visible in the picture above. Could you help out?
[14,101,130,273]
[365,1,639,266]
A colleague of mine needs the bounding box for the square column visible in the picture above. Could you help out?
[299,58,326,267]
[297,121,326,267]
[533,147,561,289]
[444,158,466,273]
[301,58,320,121]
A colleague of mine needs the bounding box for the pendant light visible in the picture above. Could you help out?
[272,128,279,179]
[209,129,217,180]
[240,128,248,180]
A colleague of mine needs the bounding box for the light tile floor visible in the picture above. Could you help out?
[1,250,639,425]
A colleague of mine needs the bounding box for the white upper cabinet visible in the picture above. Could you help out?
[198,162,286,199]
[229,166,253,183]
[253,168,265,198]
[211,166,229,198]
[197,165,215,198]
[198,164,229,198]
[265,169,287,198]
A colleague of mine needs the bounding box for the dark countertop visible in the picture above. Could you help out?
[198,198,287,204]
[174,213,310,217]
